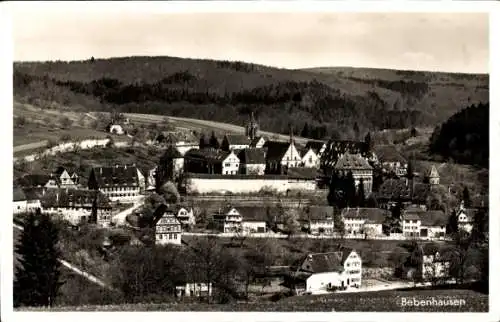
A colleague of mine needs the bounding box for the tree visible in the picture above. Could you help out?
[357,178,366,207]
[462,187,471,208]
[209,131,219,149]
[14,210,64,307]
[15,116,26,128]
[446,211,459,236]
[353,122,360,140]
[345,171,357,207]
[364,132,373,151]
[159,181,180,204]
[59,116,72,129]
[199,133,208,149]
[333,207,345,238]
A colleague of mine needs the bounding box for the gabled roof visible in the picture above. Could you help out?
[90,165,140,187]
[321,140,369,166]
[225,134,251,146]
[334,153,373,170]
[41,188,111,208]
[235,206,269,222]
[237,148,266,164]
[419,210,448,227]
[342,208,387,224]
[250,136,266,147]
[305,140,326,153]
[402,213,421,221]
[13,187,26,201]
[184,148,230,163]
[263,141,292,161]
[427,165,440,178]
[301,247,355,274]
[303,206,334,221]
[373,145,407,164]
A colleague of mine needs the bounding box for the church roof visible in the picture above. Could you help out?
[334,153,372,170]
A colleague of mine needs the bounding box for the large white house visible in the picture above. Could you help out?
[301,148,320,168]
[222,151,240,175]
[154,211,182,245]
[88,165,145,202]
[341,208,387,237]
[290,248,362,295]
[300,206,335,235]
[264,140,302,174]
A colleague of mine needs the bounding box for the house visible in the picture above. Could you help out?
[456,201,475,233]
[300,147,320,168]
[221,150,240,175]
[332,152,374,195]
[15,174,60,190]
[237,148,266,175]
[41,188,112,227]
[212,206,243,233]
[184,148,230,174]
[425,165,440,185]
[154,209,182,245]
[87,164,145,202]
[235,206,268,234]
[54,167,78,188]
[175,205,196,227]
[176,282,213,298]
[250,136,266,149]
[13,187,28,214]
[221,134,251,151]
[288,247,362,295]
[401,213,421,238]
[305,140,327,158]
[421,248,451,281]
[300,206,335,235]
[108,124,125,135]
[373,145,408,177]
[263,140,302,174]
[419,210,447,239]
[341,208,387,237]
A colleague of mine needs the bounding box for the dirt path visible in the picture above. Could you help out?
[13,140,48,153]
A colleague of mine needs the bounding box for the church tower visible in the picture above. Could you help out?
[246,112,259,140]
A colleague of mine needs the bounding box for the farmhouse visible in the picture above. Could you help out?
[221,134,251,151]
[331,152,374,195]
[237,148,266,175]
[300,206,335,235]
[234,206,268,234]
[87,164,145,202]
[402,212,421,238]
[154,209,182,245]
[456,201,475,233]
[263,140,302,174]
[373,145,408,177]
[41,188,112,227]
[287,247,362,295]
[212,206,243,233]
[175,205,196,227]
[419,210,447,239]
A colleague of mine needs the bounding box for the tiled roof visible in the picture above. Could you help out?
[303,206,334,221]
[342,208,387,223]
[321,140,369,166]
[13,187,26,201]
[238,148,266,164]
[419,210,448,227]
[403,213,421,221]
[373,145,407,164]
[305,140,326,154]
[235,206,269,222]
[225,134,251,146]
[184,148,230,163]
[302,247,355,273]
[334,153,373,170]
[41,188,111,208]
[287,167,319,179]
[263,141,292,161]
[90,165,140,187]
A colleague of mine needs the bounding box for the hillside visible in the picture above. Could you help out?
[14,56,489,140]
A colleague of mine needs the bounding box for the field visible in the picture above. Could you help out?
[18,288,488,312]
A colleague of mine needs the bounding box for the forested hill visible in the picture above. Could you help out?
[13,56,489,140]
[429,102,489,168]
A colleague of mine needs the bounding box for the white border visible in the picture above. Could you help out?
[2,1,499,322]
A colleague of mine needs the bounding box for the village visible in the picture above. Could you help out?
[12,111,488,299]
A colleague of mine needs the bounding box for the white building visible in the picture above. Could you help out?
[341,208,387,237]
[109,124,125,135]
[54,167,79,188]
[250,136,266,149]
[222,151,240,175]
[175,206,196,227]
[176,282,213,298]
[291,248,362,294]
[456,201,474,233]
[402,213,421,238]
[13,187,28,214]
[305,141,327,158]
[154,211,182,245]
[301,148,320,168]
[238,148,266,175]
[88,165,145,202]
[422,251,451,280]
[301,206,335,235]
[264,140,303,174]
[212,206,243,233]
[242,220,267,234]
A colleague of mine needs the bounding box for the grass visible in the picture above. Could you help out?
[17,288,488,312]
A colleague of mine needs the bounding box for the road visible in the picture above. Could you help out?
[13,140,48,153]
[111,196,145,226]
[13,223,115,291]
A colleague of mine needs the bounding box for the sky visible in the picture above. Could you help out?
[11,7,489,73]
